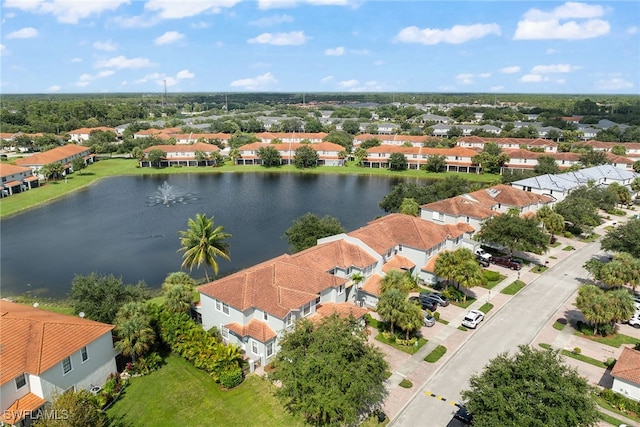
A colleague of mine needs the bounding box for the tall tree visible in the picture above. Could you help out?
[380,270,415,295]
[576,284,611,334]
[454,259,484,303]
[472,142,510,174]
[461,345,599,427]
[601,219,640,258]
[284,213,344,253]
[257,146,282,167]
[533,155,560,175]
[293,145,319,169]
[396,301,424,340]
[147,149,165,167]
[388,152,408,171]
[162,271,196,314]
[476,212,549,256]
[178,213,231,281]
[270,315,388,426]
[376,287,407,335]
[399,197,420,216]
[114,301,156,364]
[425,154,447,172]
[40,162,65,180]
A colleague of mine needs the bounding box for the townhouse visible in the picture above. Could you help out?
[0,300,117,427]
[361,145,479,173]
[67,127,115,143]
[0,163,40,197]
[140,142,220,167]
[14,144,94,179]
[254,132,328,143]
[234,141,345,166]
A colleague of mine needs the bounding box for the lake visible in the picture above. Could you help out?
[0,173,403,298]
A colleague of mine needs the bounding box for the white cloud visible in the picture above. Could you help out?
[7,27,39,39]
[595,78,634,91]
[3,0,130,24]
[546,48,558,55]
[0,44,7,56]
[114,14,159,29]
[479,73,491,78]
[176,69,194,79]
[456,73,475,85]
[320,75,334,83]
[47,85,61,92]
[93,40,117,51]
[230,72,277,90]
[144,0,241,19]
[500,66,521,74]
[250,14,294,26]
[71,57,82,63]
[490,86,504,91]
[627,26,639,35]
[257,0,352,10]
[155,31,184,45]
[514,2,610,40]
[395,23,500,45]
[248,31,306,45]
[95,55,154,69]
[530,64,579,73]
[134,73,162,84]
[520,74,546,83]
[325,46,345,56]
[350,49,369,55]
[191,21,210,29]
[75,69,115,87]
[338,79,359,88]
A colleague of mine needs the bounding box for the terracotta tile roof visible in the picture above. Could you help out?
[309,302,369,322]
[360,274,383,296]
[611,347,640,385]
[502,148,544,159]
[255,132,328,141]
[383,255,415,273]
[421,195,496,220]
[469,184,553,207]
[225,319,277,343]
[1,393,46,424]
[14,144,91,167]
[0,163,33,178]
[0,300,115,386]
[142,142,219,153]
[239,141,344,153]
[289,240,377,272]
[423,251,442,273]
[348,214,470,254]
[68,127,114,135]
[198,255,345,319]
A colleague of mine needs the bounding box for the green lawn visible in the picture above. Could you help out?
[424,345,447,363]
[484,274,507,290]
[501,280,526,295]
[0,158,497,219]
[107,354,302,427]
[538,343,607,368]
[581,333,640,348]
[478,302,494,314]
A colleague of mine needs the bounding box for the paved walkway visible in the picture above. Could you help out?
[378,209,640,426]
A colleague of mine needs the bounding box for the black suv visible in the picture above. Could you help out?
[419,292,450,307]
[409,296,437,312]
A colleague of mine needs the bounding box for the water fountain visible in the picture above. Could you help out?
[148,181,197,207]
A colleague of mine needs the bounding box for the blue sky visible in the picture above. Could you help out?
[1,0,638,94]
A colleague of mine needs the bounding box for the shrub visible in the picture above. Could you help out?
[564,231,573,238]
[432,311,440,320]
[598,323,616,336]
[135,352,163,374]
[219,367,244,389]
[605,357,617,369]
[442,287,465,302]
[482,270,500,282]
[396,337,417,346]
[399,379,413,388]
[573,347,582,355]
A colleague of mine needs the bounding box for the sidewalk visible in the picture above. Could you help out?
[380,210,637,422]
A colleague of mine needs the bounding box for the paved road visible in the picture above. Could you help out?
[390,242,605,427]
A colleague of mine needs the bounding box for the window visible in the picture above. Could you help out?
[215,300,221,311]
[62,357,72,374]
[222,303,230,315]
[266,342,274,357]
[251,340,259,354]
[81,346,88,362]
[338,284,344,295]
[286,314,293,327]
[263,312,268,321]
[15,373,26,389]
[221,326,229,340]
[302,302,312,317]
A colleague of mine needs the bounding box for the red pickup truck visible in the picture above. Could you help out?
[491,256,522,270]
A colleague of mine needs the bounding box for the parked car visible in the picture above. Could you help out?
[453,404,473,424]
[461,309,485,329]
[476,255,490,267]
[475,248,492,262]
[409,296,437,312]
[628,314,640,328]
[423,313,436,327]
[491,256,522,270]
[419,292,450,307]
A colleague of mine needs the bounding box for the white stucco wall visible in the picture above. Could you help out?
[612,378,640,402]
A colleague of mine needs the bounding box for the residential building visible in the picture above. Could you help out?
[235,141,345,166]
[361,145,479,173]
[0,300,117,427]
[67,127,115,143]
[610,347,640,402]
[0,164,40,197]
[140,143,220,167]
[254,132,328,143]
[14,144,94,179]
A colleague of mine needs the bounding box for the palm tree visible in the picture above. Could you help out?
[454,259,484,303]
[162,272,196,314]
[396,301,424,340]
[607,289,636,327]
[433,251,457,289]
[576,285,611,334]
[376,288,406,335]
[178,213,231,282]
[380,270,414,295]
[114,302,156,364]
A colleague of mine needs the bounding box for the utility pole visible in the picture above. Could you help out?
[163,79,167,108]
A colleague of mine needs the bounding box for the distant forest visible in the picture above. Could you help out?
[1,92,639,135]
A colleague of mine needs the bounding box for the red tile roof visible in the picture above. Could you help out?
[382,255,415,273]
[142,142,219,153]
[348,214,472,255]
[289,240,377,272]
[14,144,91,167]
[309,302,369,322]
[469,184,553,207]
[0,163,33,178]
[611,347,640,385]
[198,255,345,319]
[421,196,496,220]
[360,274,383,296]
[225,319,277,342]
[0,300,114,386]
[0,393,46,424]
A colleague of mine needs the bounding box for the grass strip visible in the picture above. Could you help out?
[424,345,447,363]
[501,280,526,295]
